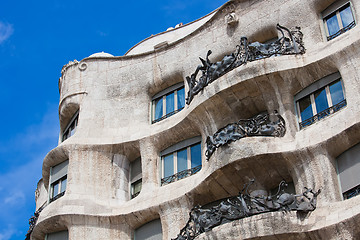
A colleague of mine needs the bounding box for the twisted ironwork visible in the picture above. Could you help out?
[186,24,305,104]
[205,111,285,160]
[25,204,46,240]
[173,180,320,240]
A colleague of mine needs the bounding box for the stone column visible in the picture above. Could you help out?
[67,216,131,240]
[158,196,193,240]
[289,148,342,206]
[113,154,130,202]
[139,138,159,192]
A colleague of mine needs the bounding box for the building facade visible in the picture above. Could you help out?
[29,0,360,239]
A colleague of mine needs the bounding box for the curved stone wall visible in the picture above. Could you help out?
[32,0,360,239]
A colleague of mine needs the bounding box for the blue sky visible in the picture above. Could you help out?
[0,0,228,239]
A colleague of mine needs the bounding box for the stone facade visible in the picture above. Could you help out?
[30,0,360,239]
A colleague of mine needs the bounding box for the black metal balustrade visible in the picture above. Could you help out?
[343,184,360,200]
[186,24,305,104]
[327,21,355,41]
[173,180,321,240]
[152,107,185,124]
[25,203,47,240]
[161,165,202,186]
[49,191,65,203]
[299,99,347,129]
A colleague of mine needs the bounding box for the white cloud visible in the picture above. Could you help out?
[4,191,25,206]
[0,22,14,44]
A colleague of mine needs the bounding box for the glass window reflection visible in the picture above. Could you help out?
[163,154,174,178]
[329,80,345,105]
[340,5,354,28]
[299,96,313,122]
[191,143,202,168]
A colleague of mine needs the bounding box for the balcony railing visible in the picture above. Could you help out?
[161,165,202,186]
[299,99,347,129]
[343,184,360,200]
[49,191,65,203]
[152,107,184,124]
[327,21,356,41]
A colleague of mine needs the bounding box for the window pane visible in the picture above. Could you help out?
[166,92,175,115]
[326,13,340,36]
[298,96,313,122]
[191,143,202,168]
[314,87,329,114]
[177,87,185,110]
[154,97,163,120]
[163,154,174,178]
[177,148,188,173]
[340,5,354,28]
[52,182,59,198]
[132,180,142,195]
[60,178,67,193]
[329,80,345,105]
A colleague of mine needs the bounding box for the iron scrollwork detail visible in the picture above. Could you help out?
[173,180,321,240]
[25,204,46,240]
[186,24,305,104]
[205,111,285,160]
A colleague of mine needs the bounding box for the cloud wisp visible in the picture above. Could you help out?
[0,22,14,44]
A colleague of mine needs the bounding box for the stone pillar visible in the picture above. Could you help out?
[158,197,193,240]
[139,138,159,191]
[113,154,130,202]
[289,148,342,206]
[67,216,131,240]
[68,148,115,200]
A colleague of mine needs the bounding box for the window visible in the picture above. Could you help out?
[322,0,356,41]
[49,160,68,203]
[130,158,142,199]
[336,143,360,200]
[160,136,202,186]
[62,111,79,142]
[134,219,162,240]
[45,230,68,240]
[295,72,346,129]
[152,83,185,123]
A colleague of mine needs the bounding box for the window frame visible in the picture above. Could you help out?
[62,110,79,142]
[50,175,67,202]
[151,83,185,124]
[129,157,142,199]
[48,160,69,203]
[160,136,202,186]
[295,72,346,129]
[336,142,360,200]
[322,0,356,41]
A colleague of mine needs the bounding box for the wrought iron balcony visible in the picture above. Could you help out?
[299,99,347,129]
[161,165,202,186]
[327,21,355,41]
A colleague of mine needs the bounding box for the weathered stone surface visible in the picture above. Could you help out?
[31,0,360,239]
